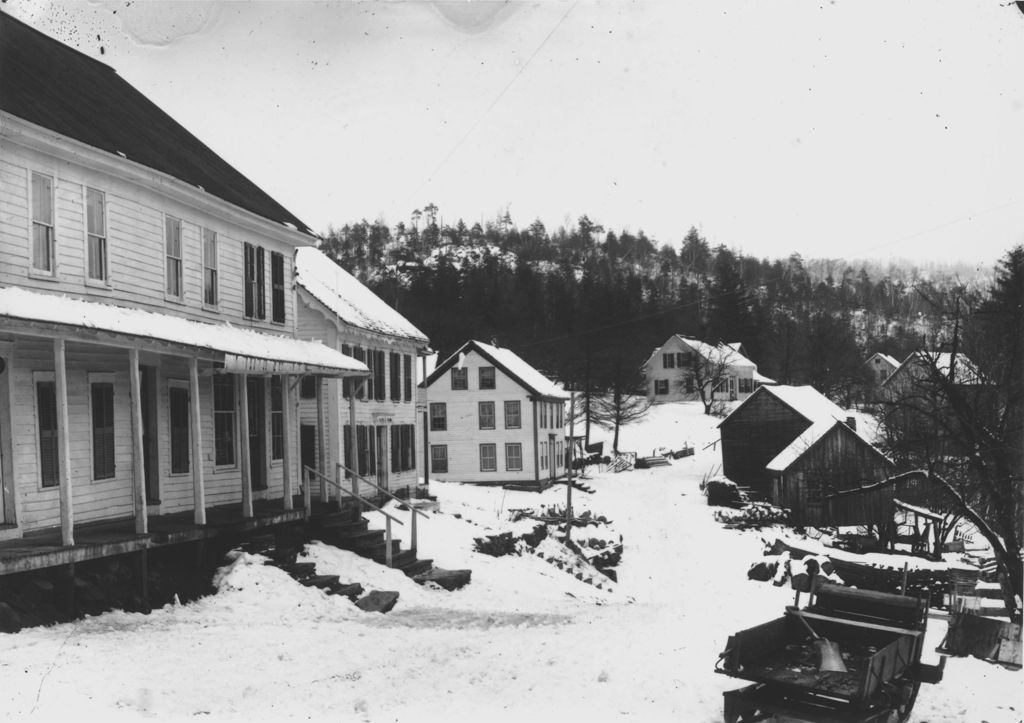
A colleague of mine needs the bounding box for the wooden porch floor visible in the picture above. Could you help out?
[0,499,305,576]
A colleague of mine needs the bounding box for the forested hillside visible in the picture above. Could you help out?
[318,210,994,402]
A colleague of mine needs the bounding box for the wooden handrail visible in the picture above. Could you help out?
[304,465,403,527]
[335,463,430,520]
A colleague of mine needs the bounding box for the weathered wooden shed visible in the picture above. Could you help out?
[767,419,896,527]
[720,385,895,526]
[718,385,826,493]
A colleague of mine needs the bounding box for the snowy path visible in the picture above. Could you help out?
[1,405,1020,722]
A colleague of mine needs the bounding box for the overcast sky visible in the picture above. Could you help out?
[7,1,1024,265]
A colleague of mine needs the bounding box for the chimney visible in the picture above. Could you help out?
[845,416,857,432]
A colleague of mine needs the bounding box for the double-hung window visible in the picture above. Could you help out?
[479,443,497,472]
[31,173,55,274]
[431,445,448,473]
[662,353,675,369]
[203,228,218,306]
[271,251,285,323]
[451,368,468,390]
[654,379,669,395]
[403,354,413,401]
[165,216,183,298]
[478,401,495,430]
[213,375,237,467]
[90,379,115,480]
[504,400,521,429]
[86,188,107,283]
[244,243,265,319]
[429,402,447,431]
[505,443,523,471]
[270,376,284,460]
[479,366,495,390]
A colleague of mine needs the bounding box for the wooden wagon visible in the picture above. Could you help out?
[716,583,945,722]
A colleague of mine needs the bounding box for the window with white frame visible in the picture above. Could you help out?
[90,376,115,480]
[451,367,468,390]
[429,402,447,431]
[505,443,522,471]
[479,401,495,430]
[479,443,497,472]
[654,379,669,395]
[662,353,675,369]
[479,366,496,390]
[213,374,236,467]
[244,242,265,319]
[504,400,521,429]
[169,382,190,474]
[540,441,547,470]
[431,444,448,473]
[270,376,283,460]
[31,172,55,273]
[203,228,218,306]
[165,216,183,298]
[86,188,107,282]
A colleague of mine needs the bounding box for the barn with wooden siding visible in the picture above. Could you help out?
[720,385,895,526]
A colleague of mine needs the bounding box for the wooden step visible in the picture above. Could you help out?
[365,540,403,563]
[328,582,365,601]
[401,559,434,578]
[300,574,340,589]
[383,549,417,569]
[334,529,386,549]
[273,561,317,580]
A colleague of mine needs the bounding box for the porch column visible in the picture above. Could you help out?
[238,373,253,518]
[532,398,539,484]
[316,377,327,503]
[189,358,206,524]
[282,374,293,510]
[53,339,74,546]
[349,378,358,496]
[128,349,148,535]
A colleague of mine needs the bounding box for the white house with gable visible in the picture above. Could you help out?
[422,341,569,488]
[643,334,774,404]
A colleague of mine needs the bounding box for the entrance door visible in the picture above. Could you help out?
[247,377,266,490]
[548,434,557,481]
[376,426,388,493]
[140,365,159,503]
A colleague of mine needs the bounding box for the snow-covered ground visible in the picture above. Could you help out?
[1,403,1019,722]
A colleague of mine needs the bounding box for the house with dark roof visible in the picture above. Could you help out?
[293,247,430,501]
[719,385,894,526]
[0,13,368,575]
[422,341,570,488]
[643,334,774,404]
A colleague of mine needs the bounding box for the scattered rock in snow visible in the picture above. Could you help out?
[355,590,400,613]
[413,568,472,591]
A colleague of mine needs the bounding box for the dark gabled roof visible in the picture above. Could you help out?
[0,12,313,236]
[424,340,569,400]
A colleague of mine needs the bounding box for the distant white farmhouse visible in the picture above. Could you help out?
[643,334,774,404]
[422,341,569,488]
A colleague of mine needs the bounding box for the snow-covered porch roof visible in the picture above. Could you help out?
[0,287,369,377]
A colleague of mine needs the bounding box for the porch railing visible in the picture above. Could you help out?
[336,463,430,555]
[303,465,404,568]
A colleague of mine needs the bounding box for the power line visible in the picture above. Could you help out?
[408,1,577,205]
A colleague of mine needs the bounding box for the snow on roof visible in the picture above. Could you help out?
[429,340,569,399]
[295,247,429,343]
[0,287,368,376]
[914,351,983,384]
[472,341,570,400]
[674,335,756,368]
[754,385,891,472]
[753,370,777,384]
